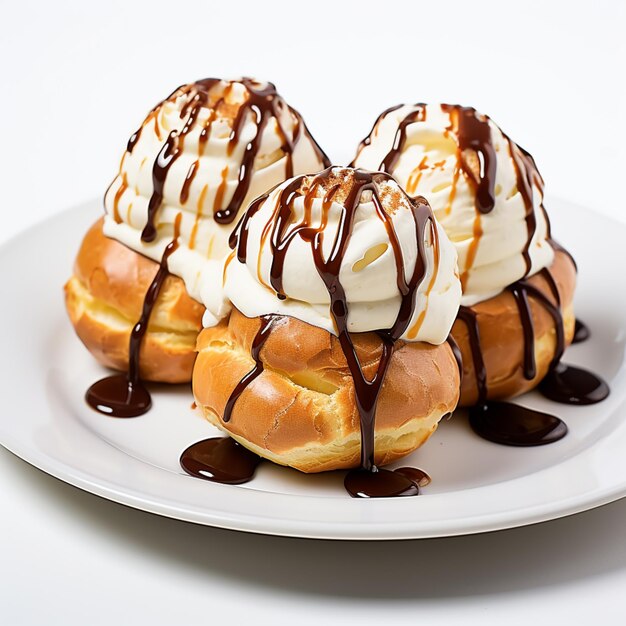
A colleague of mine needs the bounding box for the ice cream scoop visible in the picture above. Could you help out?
[222,166,461,344]
[352,104,553,305]
[103,77,329,324]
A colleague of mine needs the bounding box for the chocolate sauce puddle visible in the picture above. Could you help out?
[469,402,568,446]
[180,437,261,484]
[344,468,419,498]
[85,375,151,418]
[539,363,609,405]
[85,216,181,417]
[573,319,590,344]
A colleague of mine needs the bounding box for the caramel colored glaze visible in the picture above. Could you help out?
[406,156,429,195]
[452,249,577,407]
[228,168,438,496]
[180,160,199,205]
[189,184,208,249]
[112,172,128,224]
[461,211,483,291]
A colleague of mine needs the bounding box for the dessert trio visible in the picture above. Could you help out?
[64,77,609,498]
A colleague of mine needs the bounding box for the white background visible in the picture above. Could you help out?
[1,0,625,623]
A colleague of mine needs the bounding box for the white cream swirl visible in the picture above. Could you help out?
[103,78,329,324]
[222,167,461,344]
[352,104,554,306]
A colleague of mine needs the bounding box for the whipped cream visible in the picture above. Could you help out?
[222,167,461,344]
[352,104,554,306]
[103,78,329,324]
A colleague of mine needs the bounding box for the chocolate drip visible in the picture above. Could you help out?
[469,402,568,446]
[549,238,578,272]
[378,105,426,173]
[230,168,435,497]
[127,129,142,154]
[513,279,565,368]
[142,91,208,241]
[180,437,261,484]
[142,130,180,242]
[508,282,537,380]
[231,193,269,261]
[457,306,488,404]
[573,319,590,344]
[350,104,404,167]
[508,142,545,275]
[222,315,276,423]
[446,334,464,387]
[85,215,182,417]
[442,105,497,214]
[539,267,561,306]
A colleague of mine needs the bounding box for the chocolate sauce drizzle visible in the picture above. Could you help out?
[229,167,439,497]
[126,78,329,242]
[441,105,497,214]
[222,315,276,423]
[85,215,182,417]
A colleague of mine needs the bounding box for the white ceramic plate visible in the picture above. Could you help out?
[0,199,624,540]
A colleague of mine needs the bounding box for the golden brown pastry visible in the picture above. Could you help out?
[64,219,204,383]
[193,309,460,473]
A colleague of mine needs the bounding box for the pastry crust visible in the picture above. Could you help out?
[452,249,577,406]
[64,218,204,383]
[193,308,460,473]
